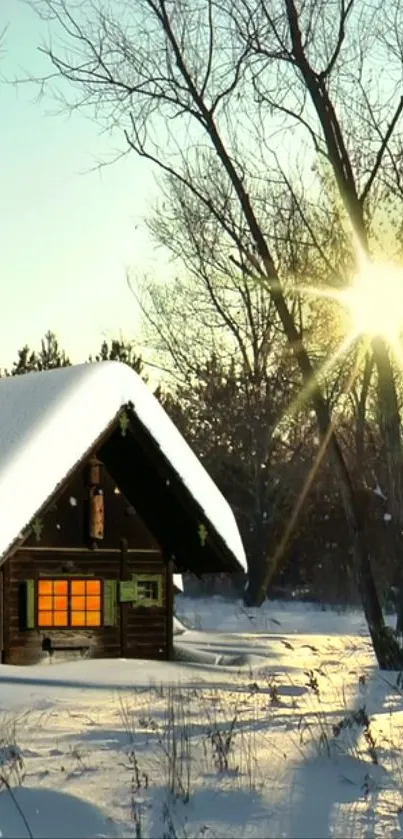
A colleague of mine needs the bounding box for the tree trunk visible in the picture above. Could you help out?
[355,352,374,467]
[372,337,403,634]
[244,567,265,607]
[243,541,267,607]
[252,295,402,668]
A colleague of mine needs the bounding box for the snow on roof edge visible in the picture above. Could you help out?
[173,574,184,592]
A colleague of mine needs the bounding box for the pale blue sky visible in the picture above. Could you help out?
[1,0,164,368]
[2,1,396,373]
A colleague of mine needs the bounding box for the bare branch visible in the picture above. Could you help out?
[272,154,340,282]
[360,95,403,205]
[200,0,214,98]
[283,0,366,244]
[319,0,357,80]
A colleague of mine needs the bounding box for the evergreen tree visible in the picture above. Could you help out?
[6,331,71,376]
[159,351,309,598]
[89,339,146,378]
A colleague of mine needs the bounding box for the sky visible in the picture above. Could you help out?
[1,0,167,369]
[2,1,398,374]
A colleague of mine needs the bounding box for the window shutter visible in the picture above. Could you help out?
[25,580,35,629]
[103,580,117,626]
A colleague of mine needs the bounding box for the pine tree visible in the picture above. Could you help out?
[89,339,145,378]
[6,331,71,376]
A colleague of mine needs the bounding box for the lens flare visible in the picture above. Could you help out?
[341,261,403,340]
[272,245,403,577]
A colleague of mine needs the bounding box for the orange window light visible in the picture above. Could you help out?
[70,579,101,627]
[37,579,101,628]
[71,596,86,610]
[71,580,86,595]
[38,579,68,628]
[71,611,86,626]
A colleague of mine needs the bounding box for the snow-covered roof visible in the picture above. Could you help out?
[0,362,247,572]
[173,574,184,592]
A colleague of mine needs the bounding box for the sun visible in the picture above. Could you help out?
[341,260,403,341]
[283,255,403,419]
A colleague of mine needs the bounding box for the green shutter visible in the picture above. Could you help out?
[119,580,136,603]
[103,580,117,626]
[25,580,35,629]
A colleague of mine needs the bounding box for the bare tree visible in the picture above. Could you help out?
[135,166,366,600]
[22,0,403,666]
[233,0,403,632]
[133,173,292,380]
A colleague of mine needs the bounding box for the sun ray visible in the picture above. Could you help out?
[272,245,403,592]
[298,284,344,303]
[288,254,403,423]
[264,336,371,591]
[262,238,403,592]
[285,331,359,421]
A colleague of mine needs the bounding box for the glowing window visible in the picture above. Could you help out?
[37,579,102,628]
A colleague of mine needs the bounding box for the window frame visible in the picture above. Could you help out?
[36,577,104,630]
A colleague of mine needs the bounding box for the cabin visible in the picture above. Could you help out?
[0,361,247,665]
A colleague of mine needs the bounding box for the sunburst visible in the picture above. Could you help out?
[340,256,403,344]
[291,251,403,416]
[267,244,403,587]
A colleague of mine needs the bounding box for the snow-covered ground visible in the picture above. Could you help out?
[1,596,403,838]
